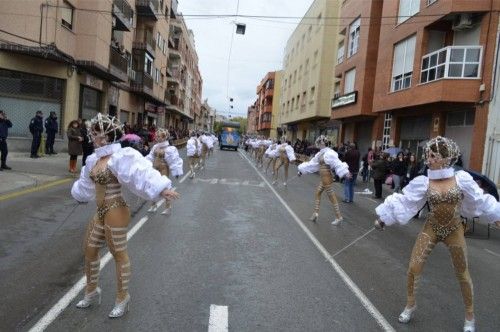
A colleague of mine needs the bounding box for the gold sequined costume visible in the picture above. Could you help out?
[407,184,473,314]
[311,155,342,220]
[85,167,131,302]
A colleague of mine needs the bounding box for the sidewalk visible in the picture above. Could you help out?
[0,152,72,196]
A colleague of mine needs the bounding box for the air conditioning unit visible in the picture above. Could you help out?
[452,14,473,31]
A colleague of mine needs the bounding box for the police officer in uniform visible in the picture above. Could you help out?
[29,110,44,158]
[44,111,58,154]
[0,110,13,170]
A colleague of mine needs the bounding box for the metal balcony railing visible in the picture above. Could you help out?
[109,46,128,73]
[420,45,482,84]
[113,0,134,29]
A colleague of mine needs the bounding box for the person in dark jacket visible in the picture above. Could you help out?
[44,111,59,155]
[80,119,94,166]
[29,110,44,158]
[0,110,13,170]
[343,142,360,202]
[405,153,419,186]
[391,151,407,193]
[371,153,388,199]
[67,120,83,173]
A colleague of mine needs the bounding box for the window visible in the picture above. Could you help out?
[310,86,316,102]
[299,65,303,80]
[337,41,345,64]
[447,110,475,127]
[284,79,287,90]
[160,73,165,86]
[61,1,74,30]
[157,33,162,47]
[293,70,297,83]
[344,68,356,94]
[296,95,300,109]
[305,59,309,73]
[313,50,319,67]
[421,46,482,83]
[427,0,437,5]
[144,53,154,76]
[317,13,322,31]
[162,40,166,54]
[155,68,160,83]
[398,0,420,24]
[382,113,393,150]
[302,91,307,105]
[392,35,416,91]
[334,82,341,98]
[348,18,360,57]
[291,98,295,111]
[308,25,312,39]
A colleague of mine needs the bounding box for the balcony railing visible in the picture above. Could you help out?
[131,71,153,91]
[113,0,134,31]
[128,68,136,81]
[133,32,156,55]
[109,46,128,74]
[420,45,482,84]
[136,0,159,19]
[337,46,344,64]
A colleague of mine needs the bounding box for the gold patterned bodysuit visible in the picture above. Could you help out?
[152,147,170,177]
[273,146,290,183]
[83,166,131,300]
[311,154,342,220]
[406,183,473,314]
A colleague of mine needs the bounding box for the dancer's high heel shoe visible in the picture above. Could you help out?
[309,212,319,222]
[398,305,416,323]
[331,217,343,226]
[463,318,475,332]
[108,294,130,318]
[76,287,101,308]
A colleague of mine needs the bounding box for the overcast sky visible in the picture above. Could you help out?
[177,0,314,118]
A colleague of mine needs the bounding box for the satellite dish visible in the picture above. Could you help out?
[236,23,246,35]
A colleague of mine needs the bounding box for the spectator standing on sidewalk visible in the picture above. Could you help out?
[343,142,360,203]
[29,110,44,158]
[44,111,59,155]
[67,120,83,173]
[372,153,388,199]
[0,110,13,170]
[392,152,407,193]
[81,119,94,166]
[404,153,419,187]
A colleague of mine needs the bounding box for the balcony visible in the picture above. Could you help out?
[420,45,482,84]
[109,46,128,82]
[136,0,159,20]
[170,0,178,18]
[112,0,133,31]
[264,88,274,99]
[167,68,181,84]
[131,71,154,97]
[128,68,136,81]
[168,38,181,59]
[133,32,156,56]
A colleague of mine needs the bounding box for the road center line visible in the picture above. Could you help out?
[239,151,395,332]
[208,305,228,332]
[28,215,150,332]
[484,248,500,258]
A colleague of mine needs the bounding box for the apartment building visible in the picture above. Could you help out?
[483,22,500,185]
[247,105,257,134]
[333,0,384,154]
[270,70,282,139]
[200,99,215,132]
[255,72,276,137]
[0,0,202,150]
[372,0,500,170]
[165,14,202,132]
[279,0,341,144]
[334,0,500,170]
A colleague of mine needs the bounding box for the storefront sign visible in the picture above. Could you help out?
[331,91,357,109]
[85,74,103,91]
[145,102,157,112]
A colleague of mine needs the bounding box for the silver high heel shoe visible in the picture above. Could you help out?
[108,294,130,318]
[398,305,416,323]
[76,287,101,308]
[309,212,319,222]
[161,207,171,215]
[463,318,475,332]
[331,217,343,226]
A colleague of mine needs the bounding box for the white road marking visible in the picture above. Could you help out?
[484,248,500,258]
[208,305,228,332]
[28,216,150,332]
[239,151,395,332]
[179,171,192,184]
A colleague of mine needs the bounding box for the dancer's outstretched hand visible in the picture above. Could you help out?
[374,219,385,231]
[161,189,180,201]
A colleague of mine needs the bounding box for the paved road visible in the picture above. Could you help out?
[1,147,500,331]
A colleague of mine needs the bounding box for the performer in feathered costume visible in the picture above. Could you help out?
[145,128,183,214]
[272,136,296,186]
[297,135,351,225]
[71,114,179,318]
[374,136,500,332]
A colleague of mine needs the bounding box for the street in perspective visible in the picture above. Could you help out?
[1,0,500,332]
